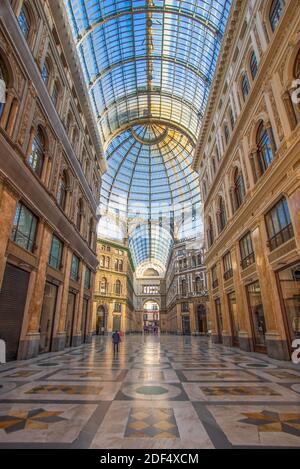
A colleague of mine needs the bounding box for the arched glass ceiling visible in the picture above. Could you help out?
[64,0,232,270]
[65,0,231,145]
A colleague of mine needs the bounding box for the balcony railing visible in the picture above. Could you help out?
[267,224,294,251]
[212,279,218,289]
[240,252,255,270]
[223,269,233,281]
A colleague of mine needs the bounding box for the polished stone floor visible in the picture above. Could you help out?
[0,334,300,448]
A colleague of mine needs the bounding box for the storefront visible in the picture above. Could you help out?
[215,298,223,343]
[277,262,300,346]
[39,281,59,353]
[246,281,267,352]
[65,291,77,347]
[227,291,239,346]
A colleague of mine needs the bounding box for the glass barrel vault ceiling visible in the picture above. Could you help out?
[65,0,232,270]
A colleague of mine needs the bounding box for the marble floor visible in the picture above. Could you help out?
[0,334,300,449]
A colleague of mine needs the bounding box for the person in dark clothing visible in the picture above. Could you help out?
[112,330,121,353]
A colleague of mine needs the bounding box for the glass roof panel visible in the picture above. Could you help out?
[65,0,232,270]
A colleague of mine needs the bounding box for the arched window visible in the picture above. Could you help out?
[76,198,83,232]
[195,276,202,293]
[203,179,207,198]
[115,279,121,295]
[119,259,123,272]
[180,278,187,296]
[256,121,274,174]
[218,197,227,233]
[211,158,216,175]
[41,57,50,87]
[18,3,31,40]
[241,73,250,101]
[294,48,300,80]
[88,217,94,247]
[100,277,107,294]
[65,111,72,135]
[52,80,59,108]
[0,58,8,119]
[57,170,68,210]
[207,216,214,248]
[233,168,245,210]
[224,124,230,145]
[229,107,235,130]
[269,0,285,32]
[105,256,110,269]
[250,51,258,79]
[28,126,45,176]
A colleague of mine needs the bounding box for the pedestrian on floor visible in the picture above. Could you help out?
[112,330,121,353]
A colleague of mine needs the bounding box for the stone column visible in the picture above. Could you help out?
[217,261,233,346]
[189,301,196,335]
[231,242,253,351]
[207,269,219,343]
[18,220,52,359]
[0,89,14,130]
[52,247,72,351]
[0,181,18,288]
[282,89,298,131]
[72,261,85,347]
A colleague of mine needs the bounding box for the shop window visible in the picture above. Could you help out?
[28,126,45,177]
[269,0,285,32]
[70,254,80,281]
[11,202,38,253]
[239,232,255,269]
[265,197,294,251]
[48,235,63,270]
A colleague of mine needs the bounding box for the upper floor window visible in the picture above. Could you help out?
[207,216,214,248]
[18,4,31,40]
[70,254,80,281]
[28,126,45,177]
[41,58,50,86]
[115,279,121,295]
[218,197,227,233]
[256,122,274,174]
[239,232,255,269]
[52,80,59,108]
[180,278,187,296]
[105,256,110,269]
[269,0,285,32]
[265,197,294,251]
[224,124,230,145]
[211,265,218,289]
[181,302,189,312]
[76,198,83,232]
[223,251,233,280]
[49,235,63,270]
[0,59,7,118]
[241,73,250,101]
[195,276,203,293]
[250,51,258,79]
[229,107,235,130]
[11,202,37,253]
[233,168,245,210]
[100,277,107,294]
[57,170,68,210]
[114,302,122,313]
[84,268,91,289]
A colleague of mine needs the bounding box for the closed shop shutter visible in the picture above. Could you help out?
[0,263,30,360]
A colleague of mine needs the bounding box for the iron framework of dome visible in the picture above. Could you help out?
[65,0,232,270]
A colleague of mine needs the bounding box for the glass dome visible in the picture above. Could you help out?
[64,0,232,270]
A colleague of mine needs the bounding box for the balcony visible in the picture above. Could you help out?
[240,252,255,270]
[223,269,233,281]
[267,224,294,251]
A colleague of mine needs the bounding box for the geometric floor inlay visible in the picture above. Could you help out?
[239,411,300,436]
[124,407,180,439]
[0,408,67,433]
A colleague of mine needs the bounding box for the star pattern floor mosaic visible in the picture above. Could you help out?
[0,335,300,448]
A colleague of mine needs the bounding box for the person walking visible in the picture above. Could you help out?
[112,330,121,354]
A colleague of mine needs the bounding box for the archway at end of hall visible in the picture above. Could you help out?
[96,305,108,335]
[143,300,160,334]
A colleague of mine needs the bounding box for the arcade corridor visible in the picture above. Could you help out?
[0,335,300,449]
